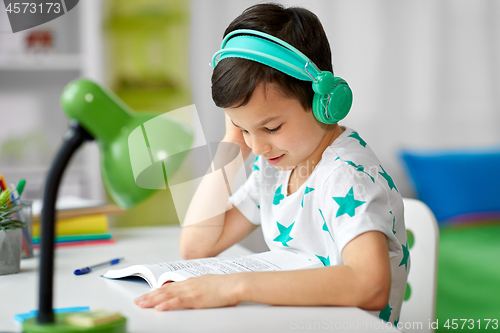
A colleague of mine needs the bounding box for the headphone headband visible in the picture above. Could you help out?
[212,29,322,82]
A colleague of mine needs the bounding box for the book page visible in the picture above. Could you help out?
[104,250,324,289]
[155,250,324,286]
[102,265,159,289]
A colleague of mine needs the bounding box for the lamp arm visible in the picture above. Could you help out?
[37,122,93,324]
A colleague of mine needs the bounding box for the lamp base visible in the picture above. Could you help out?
[22,313,127,333]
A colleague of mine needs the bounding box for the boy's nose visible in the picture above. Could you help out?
[251,137,272,156]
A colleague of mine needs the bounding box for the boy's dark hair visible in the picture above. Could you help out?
[211,3,333,111]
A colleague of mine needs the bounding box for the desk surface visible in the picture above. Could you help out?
[0,226,401,332]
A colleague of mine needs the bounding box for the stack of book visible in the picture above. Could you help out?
[32,197,123,249]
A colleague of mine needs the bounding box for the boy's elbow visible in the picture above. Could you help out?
[179,243,214,260]
[179,248,194,260]
[179,235,209,260]
[360,288,390,312]
[179,247,204,260]
[178,240,191,260]
[356,272,391,311]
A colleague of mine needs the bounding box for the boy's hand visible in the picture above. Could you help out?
[134,274,241,311]
[222,113,252,160]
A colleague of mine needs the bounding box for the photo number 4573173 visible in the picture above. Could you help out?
[443,319,498,330]
[5,2,61,14]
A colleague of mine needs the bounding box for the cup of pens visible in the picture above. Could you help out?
[10,179,34,258]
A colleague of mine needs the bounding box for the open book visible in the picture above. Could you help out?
[102,250,324,289]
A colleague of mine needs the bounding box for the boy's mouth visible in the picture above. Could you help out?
[266,154,284,165]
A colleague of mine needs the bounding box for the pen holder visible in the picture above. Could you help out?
[0,228,22,275]
[20,201,34,259]
[0,198,30,275]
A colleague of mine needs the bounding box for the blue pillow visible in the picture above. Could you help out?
[399,146,500,224]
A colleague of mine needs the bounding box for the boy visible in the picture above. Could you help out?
[135,3,408,324]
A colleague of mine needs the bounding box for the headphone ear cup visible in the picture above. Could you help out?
[312,77,352,124]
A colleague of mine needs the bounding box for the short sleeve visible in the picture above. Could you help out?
[320,165,402,257]
[228,156,263,225]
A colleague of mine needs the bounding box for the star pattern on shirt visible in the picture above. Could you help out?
[399,241,410,271]
[316,254,330,266]
[345,160,375,183]
[273,185,285,205]
[394,316,400,327]
[234,129,407,317]
[379,303,393,322]
[379,165,398,192]
[319,208,334,242]
[273,221,295,247]
[348,131,367,147]
[253,156,260,171]
[301,186,315,207]
[332,187,366,217]
[390,211,396,234]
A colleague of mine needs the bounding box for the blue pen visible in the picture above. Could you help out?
[74,258,124,275]
[9,183,21,205]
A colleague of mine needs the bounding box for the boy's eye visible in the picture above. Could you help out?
[265,125,282,133]
[240,125,282,134]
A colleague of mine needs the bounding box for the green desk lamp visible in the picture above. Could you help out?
[22,79,194,332]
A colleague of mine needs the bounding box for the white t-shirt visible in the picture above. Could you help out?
[229,127,409,324]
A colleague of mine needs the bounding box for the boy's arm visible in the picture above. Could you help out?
[236,231,391,310]
[179,113,255,259]
[136,231,391,311]
[178,147,256,259]
[180,206,258,259]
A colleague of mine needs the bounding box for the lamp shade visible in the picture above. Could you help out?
[60,79,194,208]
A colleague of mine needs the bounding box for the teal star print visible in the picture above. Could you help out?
[379,165,398,192]
[253,156,260,171]
[273,185,285,205]
[379,303,393,322]
[273,221,295,247]
[390,211,396,234]
[301,186,315,207]
[345,160,375,183]
[394,317,400,327]
[399,241,409,271]
[332,187,366,217]
[316,254,330,266]
[319,209,334,242]
[348,131,367,147]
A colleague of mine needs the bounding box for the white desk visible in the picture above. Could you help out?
[0,226,401,332]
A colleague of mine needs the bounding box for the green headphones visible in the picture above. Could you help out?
[212,29,352,124]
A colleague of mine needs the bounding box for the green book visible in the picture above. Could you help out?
[33,233,112,245]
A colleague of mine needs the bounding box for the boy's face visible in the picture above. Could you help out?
[225,82,332,172]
